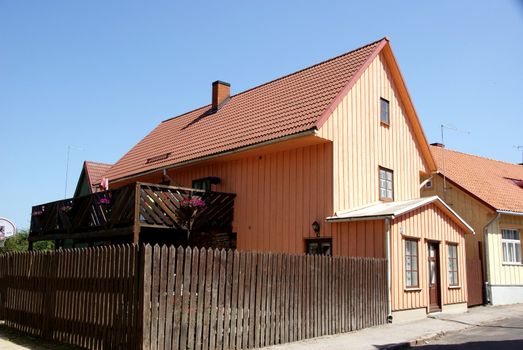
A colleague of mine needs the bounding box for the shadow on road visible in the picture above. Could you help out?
[429,317,523,330]
[411,339,523,349]
[0,323,81,350]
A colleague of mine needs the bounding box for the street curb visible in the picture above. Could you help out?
[380,331,447,349]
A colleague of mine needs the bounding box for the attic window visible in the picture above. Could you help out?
[380,98,390,125]
[505,177,523,189]
[146,152,172,164]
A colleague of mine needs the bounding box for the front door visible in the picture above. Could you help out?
[428,242,441,312]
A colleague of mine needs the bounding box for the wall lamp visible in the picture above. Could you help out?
[312,221,320,237]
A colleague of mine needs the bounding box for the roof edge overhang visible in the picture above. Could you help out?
[110,128,319,185]
[433,172,497,212]
[380,44,437,172]
[497,210,523,217]
[315,38,437,173]
[73,161,89,197]
[326,214,394,223]
[315,37,388,129]
[326,196,475,234]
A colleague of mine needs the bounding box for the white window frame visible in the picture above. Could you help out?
[447,244,459,286]
[379,167,394,201]
[501,229,522,264]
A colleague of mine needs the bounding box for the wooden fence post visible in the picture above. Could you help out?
[0,254,4,320]
[42,251,59,339]
[139,244,152,350]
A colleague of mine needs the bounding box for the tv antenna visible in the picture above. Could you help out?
[440,124,470,201]
[64,145,85,198]
[514,145,523,164]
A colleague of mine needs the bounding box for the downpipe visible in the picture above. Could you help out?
[483,212,500,305]
[385,218,393,322]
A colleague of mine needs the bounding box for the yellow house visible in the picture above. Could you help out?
[422,145,523,305]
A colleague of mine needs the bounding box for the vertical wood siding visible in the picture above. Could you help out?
[487,215,523,286]
[330,220,386,258]
[318,52,429,212]
[158,143,335,253]
[421,174,494,262]
[390,203,468,311]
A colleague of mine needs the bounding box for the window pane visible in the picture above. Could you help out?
[412,242,417,255]
[412,271,418,287]
[430,261,436,285]
[381,99,389,123]
[503,243,509,262]
[406,241,411,255]
[516,243,521,262]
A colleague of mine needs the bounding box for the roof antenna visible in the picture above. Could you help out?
[513,145,523,164]
[440,124,470,202]
[65,145,85,198]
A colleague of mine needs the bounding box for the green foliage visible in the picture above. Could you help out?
[0,230,54,254]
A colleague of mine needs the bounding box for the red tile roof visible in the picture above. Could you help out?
[85,161,112,192]
[106,38,388,181]
[431,146,523,213]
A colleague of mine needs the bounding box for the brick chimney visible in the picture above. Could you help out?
[212,80,230,110]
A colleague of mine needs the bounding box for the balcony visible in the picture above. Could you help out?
[29,182,236,248]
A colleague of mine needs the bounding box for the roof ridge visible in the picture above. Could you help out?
[227,37,388,100]
[431,145,522,169]
[160,37,388,124]
[85,160,113,166]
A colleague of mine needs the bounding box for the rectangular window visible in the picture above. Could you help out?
[502,229,521,264]
[379,167,394,201]
[192,177,221,192]
[405,239,419,288]
[448,244,459,286]
[305,238,332,256]
[380,98,390,125]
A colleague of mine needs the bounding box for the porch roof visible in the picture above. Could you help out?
[326,196,474,234]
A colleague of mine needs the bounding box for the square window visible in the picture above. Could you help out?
[306,238,332,256]
[380,98,390,125]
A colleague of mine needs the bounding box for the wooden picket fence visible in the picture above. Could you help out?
[0,245,141,350]
[0,245,388,350]
[142,245,388,350]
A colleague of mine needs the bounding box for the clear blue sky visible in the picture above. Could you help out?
[1,0,522,230]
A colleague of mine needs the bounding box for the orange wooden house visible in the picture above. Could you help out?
[30,38,474,321]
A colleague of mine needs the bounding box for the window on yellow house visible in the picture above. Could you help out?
[502,229,521,264]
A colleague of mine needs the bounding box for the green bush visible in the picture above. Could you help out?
[0,230,54,254]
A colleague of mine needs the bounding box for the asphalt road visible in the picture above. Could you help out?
[413,314,523,349]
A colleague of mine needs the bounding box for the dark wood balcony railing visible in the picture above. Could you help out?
[29,182,236,244]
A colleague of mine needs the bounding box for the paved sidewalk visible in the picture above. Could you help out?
[0,323,79,350]
[1,304,521,349]
[260,303,523,350]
